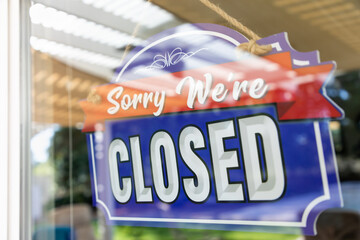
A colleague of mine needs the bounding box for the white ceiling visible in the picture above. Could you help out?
[31,0,183,80]
[31,0,360,80]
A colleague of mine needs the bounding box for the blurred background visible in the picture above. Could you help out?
[29,0,360,239]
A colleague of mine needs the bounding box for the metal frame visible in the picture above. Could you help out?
[20,0,32,239]
[0,0,10,238]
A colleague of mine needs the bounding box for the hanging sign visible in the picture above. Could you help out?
[81,24,344,235]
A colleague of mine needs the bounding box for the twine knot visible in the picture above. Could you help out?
[237,39,272,56]
[199,0,273,56]
[87,88,102,104]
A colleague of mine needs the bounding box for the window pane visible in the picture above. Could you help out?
[29,1,360,239]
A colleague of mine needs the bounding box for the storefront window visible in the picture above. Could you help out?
[28,1,359,239]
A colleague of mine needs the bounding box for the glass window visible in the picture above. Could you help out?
[28,1,360,239]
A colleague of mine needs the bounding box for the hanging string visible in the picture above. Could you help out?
[87,0,271,104]
[199,0,272,55]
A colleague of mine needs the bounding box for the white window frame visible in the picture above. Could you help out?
[0,0,31,239]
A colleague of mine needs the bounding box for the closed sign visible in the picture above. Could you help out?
[81,24,344,235]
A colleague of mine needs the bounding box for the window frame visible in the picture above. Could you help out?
[0,0,32,239]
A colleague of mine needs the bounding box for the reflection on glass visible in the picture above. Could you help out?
[29,0,360,239]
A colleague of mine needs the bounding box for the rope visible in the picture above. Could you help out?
[237,39,272,55]
[87,0,271,104]
[199,0,272,55]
